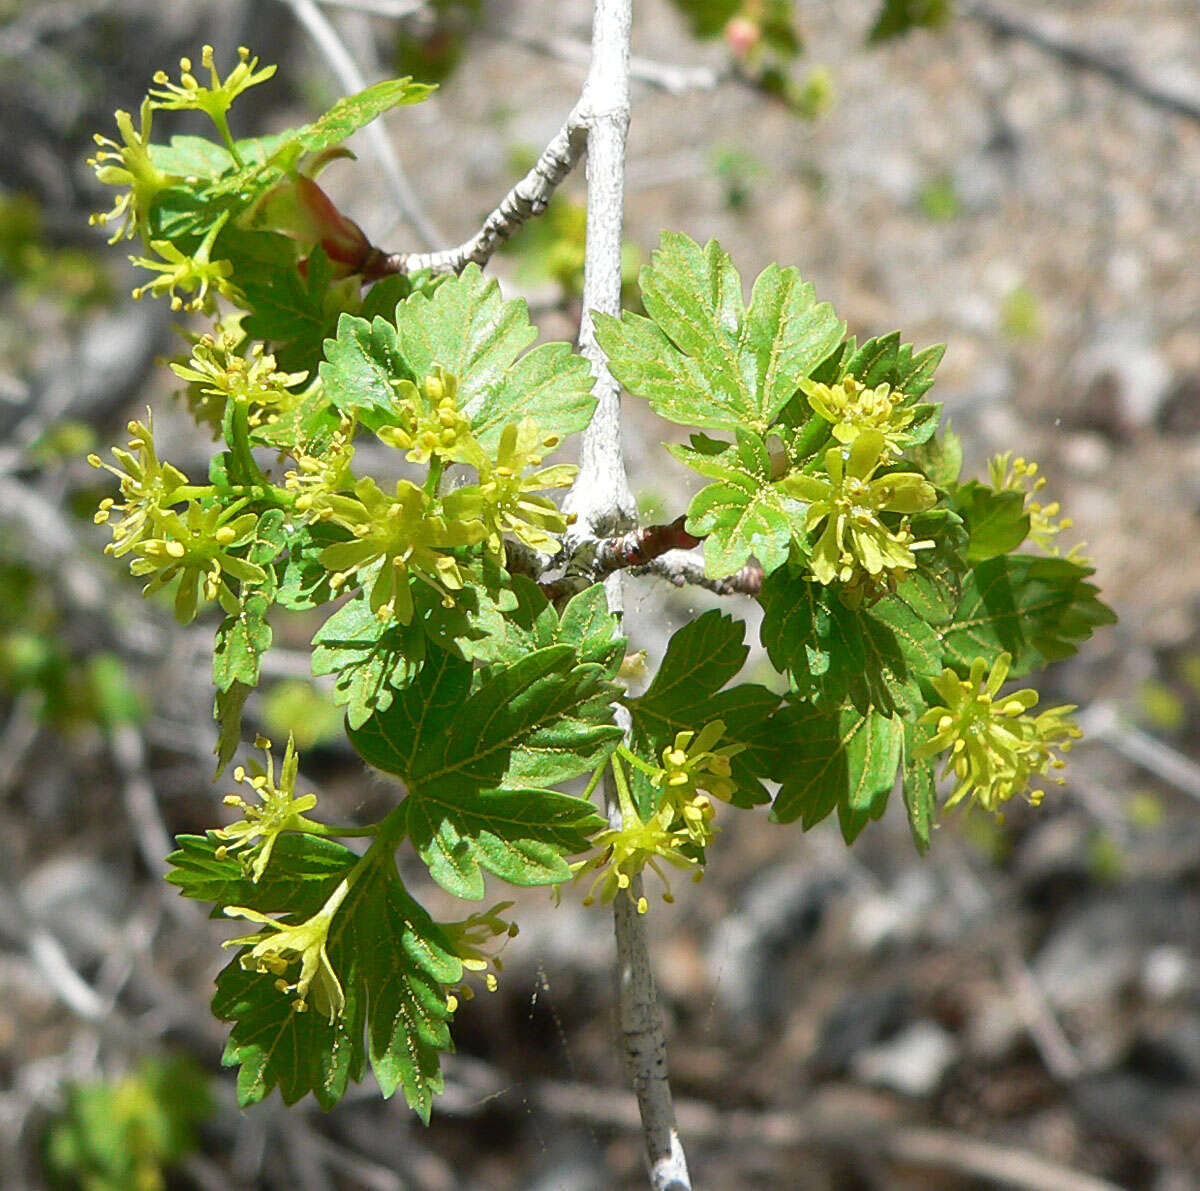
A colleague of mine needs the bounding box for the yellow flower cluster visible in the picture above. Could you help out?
[916,652,1082,821]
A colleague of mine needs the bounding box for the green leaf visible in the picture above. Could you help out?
[769,702,903,840]
[955,481,1031,563]
[686,469,803,578]
[265,79,435,170]
[321,266,596,448]
[312,594,427,730]
[759,571,941,715]
[940,554,1116,677]
[596,232,843,434]
[276,521,351,611]
[843,331,945,400]
[907,423,962,487]
[348,646,619,895]
[211,847,459,1118]
[626,611,781,811]
[151,136,237,178]
[667,0,741,39]
[402,784,605,899]
[478,578,624,676]
[240,246,342,379]
[892,506,968,624]
[213,593,272,692]
[869,0,952,44]
[321,310,412,429]
[392,265,596,449]
[213,681,253,777]
[166,832,356,915]
[214,955,364,1111]
[901,719,937,854]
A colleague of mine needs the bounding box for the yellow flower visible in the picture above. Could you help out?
[317,477,485,623]
[988,452,1089,562]
[130,214,237,312]
[171,331,307,428]
[149,46,275,163]
[88,99,173,243]
[89,411,188,557]
[215,735,322,881]
[574,803,698,914]
[916,652,1082,820]
[286,420,358,509]
[443,418,576,561]
[776,430,936,586]
[439,902,518,1010]
[377,367,477,467]
[127,503,266,623]
[224,878,349,1021]
[801,376,917,454]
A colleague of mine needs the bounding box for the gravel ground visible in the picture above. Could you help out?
[2,1,1200,1188]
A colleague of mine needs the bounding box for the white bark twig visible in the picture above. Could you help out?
[558,3,690,1188]
[386,113,589,275]
[313,0,427,17]
[486,28,727,95]
[280,0,444,249]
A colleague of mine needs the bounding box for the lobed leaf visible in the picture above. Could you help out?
[939,554,1116,677]
[626,611,781,811]
[207,842,459,1119]
[759,571,941,715]
[597,232,843,435]
[768,701,904,842]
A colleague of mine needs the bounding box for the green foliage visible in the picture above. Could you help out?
[939,555,1116,676]
[868,0,953,43]
[43,1055,211,1191]
[348,644,616,896]
[322,264,596,448]
[596,232,844,435]
[89,51,1114,1127]
[769,701,904,840]
[759,569,940,715]
[625,611,780,813]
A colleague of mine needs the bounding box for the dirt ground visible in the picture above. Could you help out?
[2,1,1200,1188]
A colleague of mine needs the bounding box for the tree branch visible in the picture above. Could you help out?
[380,112,588,275]
[556,4,690,1189]
[634,552,763,598]
[486,28,727,96]
[963,1,1200,126]
[279,0,444,249]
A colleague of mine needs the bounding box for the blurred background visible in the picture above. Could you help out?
[2,1,1199,1187]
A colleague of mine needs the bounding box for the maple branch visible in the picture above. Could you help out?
[380,112,589,275]
[593,516,700,573]
[557,3,690,1188]
[634,553,763,598]
[486,28,728,96]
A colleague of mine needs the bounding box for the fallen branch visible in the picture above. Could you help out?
[440,1059,1126,1191]
[963,1,1200,126]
